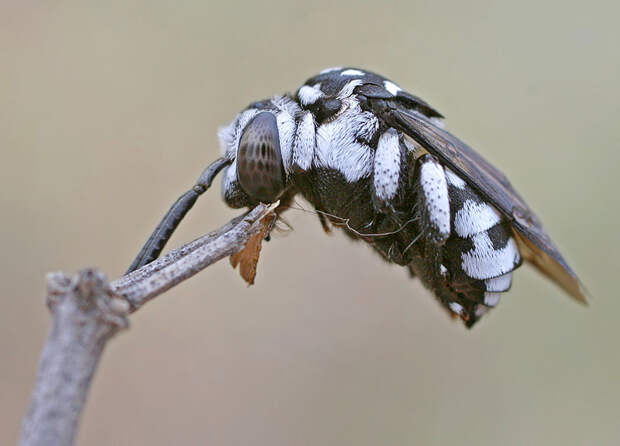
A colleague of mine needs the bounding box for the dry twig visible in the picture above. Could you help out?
[19,203,278,446]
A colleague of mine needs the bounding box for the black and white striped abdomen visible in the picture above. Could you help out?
[438,168,522,323]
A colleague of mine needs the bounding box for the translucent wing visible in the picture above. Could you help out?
[376,101,587,303]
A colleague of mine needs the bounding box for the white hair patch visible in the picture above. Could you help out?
[271,95,301,116]
[461,233,520,280]
[217,122,236,156]
[341,69,365,76]
[292,111,316,172]
[337,79,364,100]
[314,103,377,182]
[475,304,489,317]
[445,168,466,189]
[297,85,323,106]
[221,162,238,197]
[449,302,464,315]
[485,273,512,292]
[275,110,296,175]
[320,66,342,74]
[384,80,402,96]
[484,292,501,307]
[454,200,502,238]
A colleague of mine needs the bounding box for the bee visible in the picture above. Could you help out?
[127,67,586,327]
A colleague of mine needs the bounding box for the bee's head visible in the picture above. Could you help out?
[219,98,300,208]
[218,103,295,208]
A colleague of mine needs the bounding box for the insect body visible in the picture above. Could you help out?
[128,67,586,327]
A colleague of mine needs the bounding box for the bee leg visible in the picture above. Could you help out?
[405,153,455,313]
[371,128,402,213]
[371,214,409,265]
[414,154,451,246]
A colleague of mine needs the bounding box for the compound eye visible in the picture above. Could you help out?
[236,112,285,203]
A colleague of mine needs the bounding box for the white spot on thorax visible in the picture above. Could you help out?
[373,129,401,203]
[341,69,365,76]
[454,200,502,238]
[384,80,402,96]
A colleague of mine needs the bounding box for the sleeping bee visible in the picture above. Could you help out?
[127,67,587,327]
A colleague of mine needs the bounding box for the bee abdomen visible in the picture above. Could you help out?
[437,169,522,324]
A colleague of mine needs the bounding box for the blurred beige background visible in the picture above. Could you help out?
[1,1,618,445]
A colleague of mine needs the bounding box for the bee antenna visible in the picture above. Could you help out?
[125,157,231,274]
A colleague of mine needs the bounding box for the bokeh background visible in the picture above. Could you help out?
[1,1,618,445]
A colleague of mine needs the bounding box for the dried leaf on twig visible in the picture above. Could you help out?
[230,205,277,285]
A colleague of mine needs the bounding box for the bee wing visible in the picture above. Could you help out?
[382,105,587,303]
